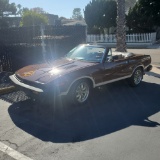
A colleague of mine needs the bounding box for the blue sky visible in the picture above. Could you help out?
[10,0,91,18]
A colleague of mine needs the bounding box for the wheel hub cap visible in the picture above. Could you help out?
[134,70,142,85]
[75,82,89,103]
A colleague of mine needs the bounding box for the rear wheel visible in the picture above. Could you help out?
[68,80,91,105]
[129,67,143,87]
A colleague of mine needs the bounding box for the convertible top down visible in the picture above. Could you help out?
[10,44,152,105]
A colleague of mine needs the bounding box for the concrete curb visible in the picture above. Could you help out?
[152,66,160,74]
[0,86,16,95]
[146,66,160,78]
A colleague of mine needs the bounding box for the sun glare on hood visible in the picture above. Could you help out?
[49,68,61,75]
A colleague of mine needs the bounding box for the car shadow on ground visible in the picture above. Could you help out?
[146,72,160,78]
[8,80,160,143]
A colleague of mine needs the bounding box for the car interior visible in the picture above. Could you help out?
[109,51,134,61]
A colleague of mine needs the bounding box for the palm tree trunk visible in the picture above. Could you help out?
[116,0,127,52]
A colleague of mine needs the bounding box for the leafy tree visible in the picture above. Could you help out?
[59,16,67,20]
[22,7,29,13]
[31,7,47,14]
[127,0,160,33]
[84,0,117,34]
[125,0,136,12]
[88,26,101,34]
[116,0,127,52]
[20,10,48,27]
[72,8,83,20]
[0,0,17,17]
[0,0,17,27]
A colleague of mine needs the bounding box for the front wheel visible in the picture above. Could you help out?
[129,68,143,87]
[68,80,91,105]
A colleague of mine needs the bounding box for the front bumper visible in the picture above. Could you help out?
[9,74,43,93]
[9,74,61,101]
[9,74,45,100]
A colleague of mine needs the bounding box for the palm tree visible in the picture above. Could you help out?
[116,0,127,52]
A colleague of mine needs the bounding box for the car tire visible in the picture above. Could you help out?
[68,80,91,105]
[129,67,143,87]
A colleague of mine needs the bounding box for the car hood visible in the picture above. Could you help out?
[15,58,96,84]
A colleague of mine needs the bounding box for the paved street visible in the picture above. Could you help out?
[0,48,159,160]
[0,72,160,160]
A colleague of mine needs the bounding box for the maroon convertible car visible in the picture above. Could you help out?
[10,44,152,105]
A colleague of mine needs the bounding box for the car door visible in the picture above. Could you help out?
[102,50,131,83]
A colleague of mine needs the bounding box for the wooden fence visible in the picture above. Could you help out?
[87,33,157,44]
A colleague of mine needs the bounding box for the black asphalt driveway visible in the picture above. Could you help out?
[0,74,160,160]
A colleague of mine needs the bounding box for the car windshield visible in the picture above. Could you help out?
[66,45,105,62]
